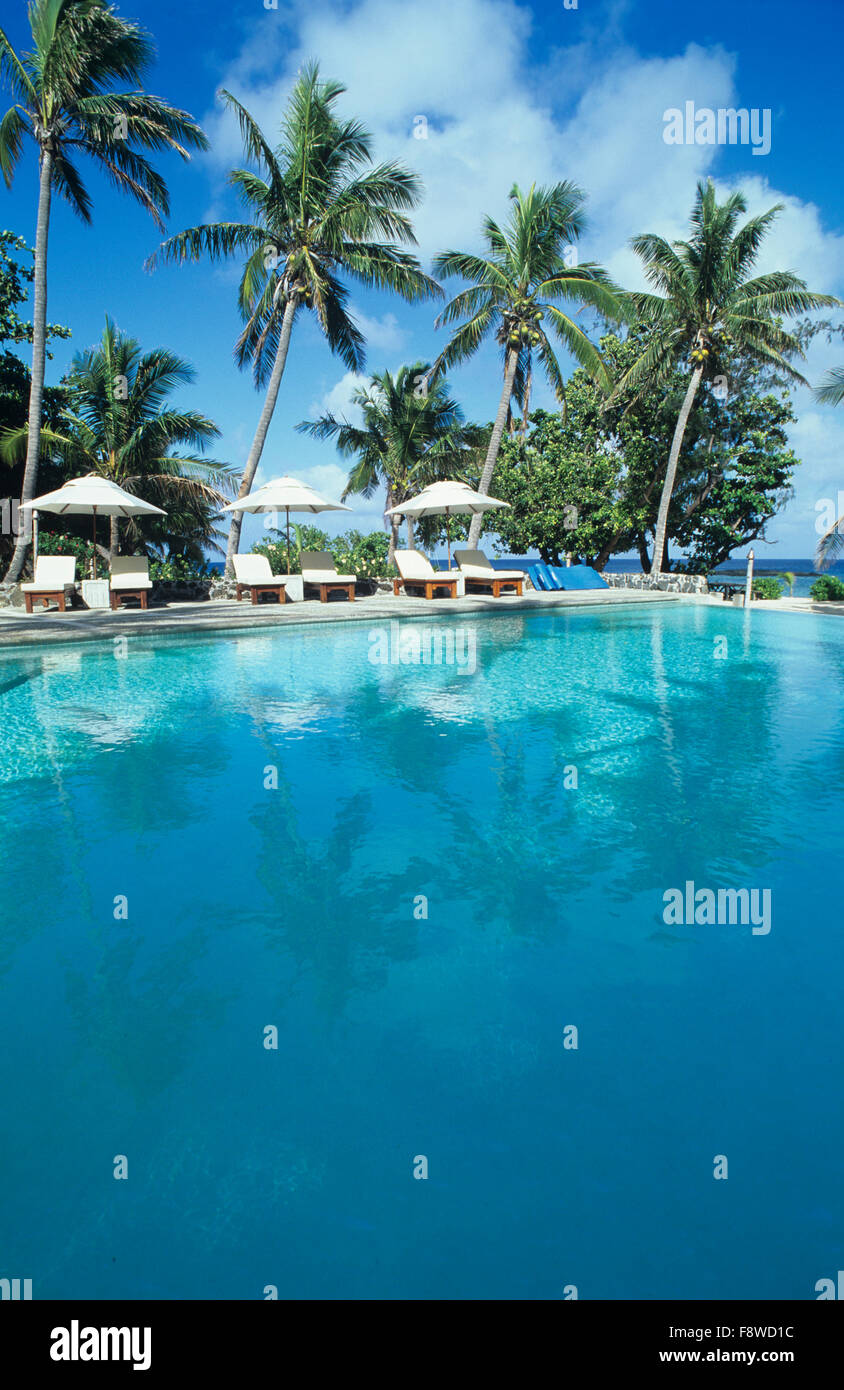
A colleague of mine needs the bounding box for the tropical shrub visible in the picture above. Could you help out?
[252,526,393,579]
[36,530,106,578]
[252,524,330,574]
[331,530,391,581]
[809,575,844,601]
[752,577,783,600]
[148,556,210,581]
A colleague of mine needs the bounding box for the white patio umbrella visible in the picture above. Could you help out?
[222,474,351,573]
[386,480,510,569]
[20,474,165,578]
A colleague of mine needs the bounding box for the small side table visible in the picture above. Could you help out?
[81,578,110,610]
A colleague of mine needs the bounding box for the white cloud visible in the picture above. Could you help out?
[308,370,368,425]
[351,309,404,352]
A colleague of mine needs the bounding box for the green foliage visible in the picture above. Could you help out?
[780,571,796,595]
[3,316,234,558]
[252,523,330,573]
[0,1,207,225]
[488,328,800,571]
[330,529,391,579]
[492,410,623,564]
[36,530,106,578]
[299,361,484,555]
[433,182,626,403]
[252,526,392,578]
[809,575,844,601]
[752,576,783,600]
[147,63,437,386]
[148,555,210,580]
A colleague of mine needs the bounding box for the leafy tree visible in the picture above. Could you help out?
[1,316,233,558]
[299,361,483,561]
[489,328,801,572]
[432,181,627,546]
[615,178,837,575]
[0,0,207,582]
[147,63,440,572]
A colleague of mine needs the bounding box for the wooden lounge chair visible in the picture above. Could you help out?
[393,550,461,599]
[454,548,524,597]
[20,556,77,613]
[232,554,289,605]
[110,555,153,610]
[300,550,356,602]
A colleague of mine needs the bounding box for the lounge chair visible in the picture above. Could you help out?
[393,550,461,599]
[20,556,77,613]
[454,548,524,597]
[527,562,558,592]
[300,550,356,602]
[232,554,289,604]
[110,555,153,610]
[549,564,608,590]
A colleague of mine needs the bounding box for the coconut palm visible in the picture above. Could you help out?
[812,367,844,568]
[432,182,627,548]
[615,179,838,576]
[0,0,208,582]
[146,62,440,573]
[815,366,844,407]
[1,316,234,555]
[298,362,484,561]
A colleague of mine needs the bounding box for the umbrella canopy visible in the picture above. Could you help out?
[21,474,166,517]
[20,474,165,576]
[386,480,510,567]
[223,475,351,573]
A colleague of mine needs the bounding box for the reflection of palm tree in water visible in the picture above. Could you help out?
[235,667,441,1019]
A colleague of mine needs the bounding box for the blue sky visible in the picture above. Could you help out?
[3,0,843,558]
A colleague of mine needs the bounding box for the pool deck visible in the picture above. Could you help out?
[0,587,682,648]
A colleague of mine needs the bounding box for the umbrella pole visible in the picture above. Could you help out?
[286,506,291,575]
[446,508,451,571]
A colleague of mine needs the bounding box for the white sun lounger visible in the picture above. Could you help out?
[233,554,290,604]
[109,555,153,610]
[454,548,524,596]
[300,550,356,602]
[393,550,462,599]
[20,555,77,613]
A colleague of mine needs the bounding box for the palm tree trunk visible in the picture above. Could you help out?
[467,348,519,548]
[110,515,119,557]
[388,517,400,564]
[225,293,297,575]
[406,517,416,550]
[4,149,52,584]
[650,363,703,578]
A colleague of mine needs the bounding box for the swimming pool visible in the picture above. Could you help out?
[1,602,842,1299]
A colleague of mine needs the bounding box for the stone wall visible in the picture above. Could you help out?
[603,572,709,595]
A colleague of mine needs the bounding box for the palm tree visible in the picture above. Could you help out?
[298,361,484,561]
[1,316,234,555]
[0,0,207,582]
[812,367,844,568]
[146,62,440,573]
[432,182,627,548]
[815,367,844,407]
[615,179,838,576]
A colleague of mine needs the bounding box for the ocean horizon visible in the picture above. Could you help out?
[206,554,842,597]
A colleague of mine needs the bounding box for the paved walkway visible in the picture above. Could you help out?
[0,587,681,648]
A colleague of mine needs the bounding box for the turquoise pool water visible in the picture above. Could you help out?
[1,602,842,1300]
